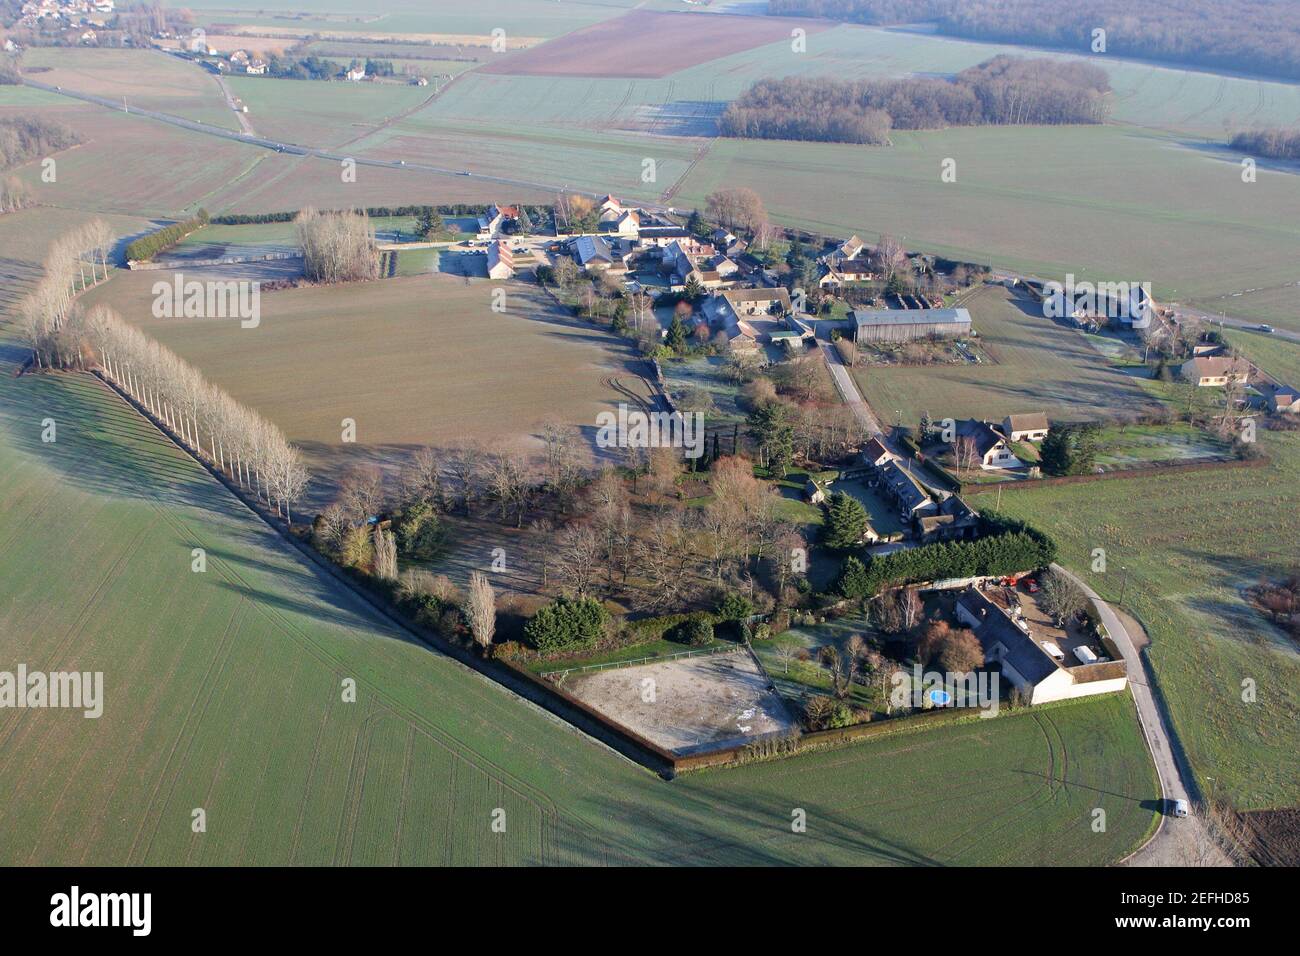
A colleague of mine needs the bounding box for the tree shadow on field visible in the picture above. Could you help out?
[537,782,942,866]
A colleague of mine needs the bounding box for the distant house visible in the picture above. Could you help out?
[1261,382,1300,414]
[598,194,622,219]
[955,588,1128,705]
[917,494,980,543]
[230,50,249,68]
[245,58,267,75]
[572,235,615,270]
[833,234,865,261]
[1001,413,1049,443]
[412,75,429,86]
[486,241,514,280]
[476,204,518,239]
[636,226,691,247]
[819,258,876,289]
[861,436,898,468]
[956,419,1022,470]
[345,64,366,82]
[1179,355,1250,387]
[853,308,972,343]
[714,287,791,320]
[79,29,96,44]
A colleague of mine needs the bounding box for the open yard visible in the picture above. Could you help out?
[851,283,1163,427]
[562,649,795,755]
[81,271,639,492]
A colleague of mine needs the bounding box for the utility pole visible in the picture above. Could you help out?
[1119,566,1129,608]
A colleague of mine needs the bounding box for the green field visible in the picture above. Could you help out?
[80,271,636,490]
[968,429,1300,809]
[226,76,432,148]
[1091,422,1234,469]
[0,320,1158,864]
[20,47,241,130]
[851,283,1163,427]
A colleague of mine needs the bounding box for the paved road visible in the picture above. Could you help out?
[1050,564,1230,866]
[819,339,884,436]
[211,73,256,137]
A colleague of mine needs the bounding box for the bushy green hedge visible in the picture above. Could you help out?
[835,514,1056,599]
[524,596,609,654]
[125,210,209,261]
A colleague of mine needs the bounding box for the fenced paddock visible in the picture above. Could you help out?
[562,648,796,755]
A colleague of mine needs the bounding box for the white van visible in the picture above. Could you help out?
[1073,645,1099,665]
[1041,641,1065,662]
[1171,799,1190,818]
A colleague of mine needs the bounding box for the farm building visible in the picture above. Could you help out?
[955,588,1128,705]
[1178,355,1250,387]
[874,458,936,520]
[712,286,790,323]
[1001,413,1049,442]
[852,308,971,343]
[486,241,514,280]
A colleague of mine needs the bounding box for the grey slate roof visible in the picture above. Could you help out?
[956,589,1058,684]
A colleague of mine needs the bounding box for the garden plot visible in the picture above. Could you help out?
[563,650,794,755]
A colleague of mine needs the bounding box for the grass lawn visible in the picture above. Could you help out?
[1092,422,1233,469]
[851,284,1164,428]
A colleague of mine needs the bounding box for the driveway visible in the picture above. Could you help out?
[1050,564,1231,866]
[819,339,883,436]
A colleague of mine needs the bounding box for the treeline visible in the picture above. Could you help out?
[18,222,310,523]
[1230,127,1300,161]
[296,208,380,283]
[124,210,209,262]
[719,56,1109,144]
[18,219,115,367]
[211,204,554,226]
[834,514,1057,599]
[0,116,81,169]
[767,0,1300,82]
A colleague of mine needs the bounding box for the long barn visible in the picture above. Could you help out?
[852,307,972,342]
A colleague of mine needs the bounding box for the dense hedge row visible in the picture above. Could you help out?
[834,514,1057,599]
[209,204,555,226]
[125,210,209,261]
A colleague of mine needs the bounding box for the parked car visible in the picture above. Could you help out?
[1258,324,1274,333]
[1170,798,1191,818]
[1024,577,1040,593]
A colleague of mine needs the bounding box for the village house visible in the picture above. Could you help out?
[916,494,981,543]
[486,241,514,280]
[852,308,972,343]
[955,587,1128,705]
[873,458,936,521]
[1178,355,1251,387]
[1262,382,1300,414]
[861,435,898,468]
[1001,413,1050,443]
[345,64,366,82]
[476,204,518,239]
[819,258,876,290]
[955,419,1023,470]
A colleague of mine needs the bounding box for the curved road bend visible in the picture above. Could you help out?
[1050,564,1230,866]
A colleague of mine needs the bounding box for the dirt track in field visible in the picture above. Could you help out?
[479,10,832,79]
